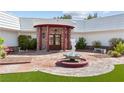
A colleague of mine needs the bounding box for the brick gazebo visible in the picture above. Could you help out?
[34,24,74,51]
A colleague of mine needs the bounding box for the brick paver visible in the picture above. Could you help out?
[0,51,124,77]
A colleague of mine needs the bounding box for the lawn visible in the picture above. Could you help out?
[0,64,124,82]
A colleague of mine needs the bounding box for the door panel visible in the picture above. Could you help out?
[49,34,54,45]
[55,34,61,45]
[49,34,61,50]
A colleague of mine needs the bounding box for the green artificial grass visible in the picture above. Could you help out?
[0,64,124,82]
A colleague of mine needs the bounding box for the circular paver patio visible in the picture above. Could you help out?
[38,61,114,77]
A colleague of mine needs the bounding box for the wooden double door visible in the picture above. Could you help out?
[49,34,61,50]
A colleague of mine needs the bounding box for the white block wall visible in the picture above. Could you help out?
[73,14,124,33]
[0,29,18,46]
[20,18,74,30]
[19,18,35,30]
[84,14,124,32]
[18,32,36,38]
[72,30,124,46]
[0,12,20,30]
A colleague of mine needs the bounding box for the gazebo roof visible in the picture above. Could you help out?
[34,24,74,29]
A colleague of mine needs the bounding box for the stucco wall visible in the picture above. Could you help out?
[0,29,18,46]
[72,30,124,46]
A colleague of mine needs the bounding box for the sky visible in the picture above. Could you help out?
[7,11,63,18]
[7,11,124,19]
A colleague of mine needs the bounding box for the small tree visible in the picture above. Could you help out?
[87,14,93,20]
[75,37,87,49]
[54,14,72,19]
[85,13,98,20]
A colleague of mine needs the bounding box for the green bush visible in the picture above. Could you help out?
[29,38,37,50]
[0,37,6,59]
[109,38,124,48]
[107,50,121,57]
[92,41,102,48]
[18,35,31,50]
[75,37,87,49]
[114,41,124,54]
[108,41,124,57]
[18,35,37,50]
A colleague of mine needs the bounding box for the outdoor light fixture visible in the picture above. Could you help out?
[54,29,57,34]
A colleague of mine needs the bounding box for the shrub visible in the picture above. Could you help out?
[75,37,87,49]
[92,41,102,48]
[29,38,37,50]
[18,35,32,50]
[0,37,6,59]
[107,50,121,57]
[108,41,124,57]
[109,38,124,48]
[18,35,37,50]
[114,41,124,54]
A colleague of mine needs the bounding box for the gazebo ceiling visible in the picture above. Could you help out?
[34,24,74,29]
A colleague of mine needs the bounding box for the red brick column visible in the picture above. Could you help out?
[37,27,39,50]
[61,29,63,50]
[67,28,71,49]
[37,27,42,50]
[39,27,42,50]
[63,27,66,51]
[46,26,49,51]
[65,27,67,50]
